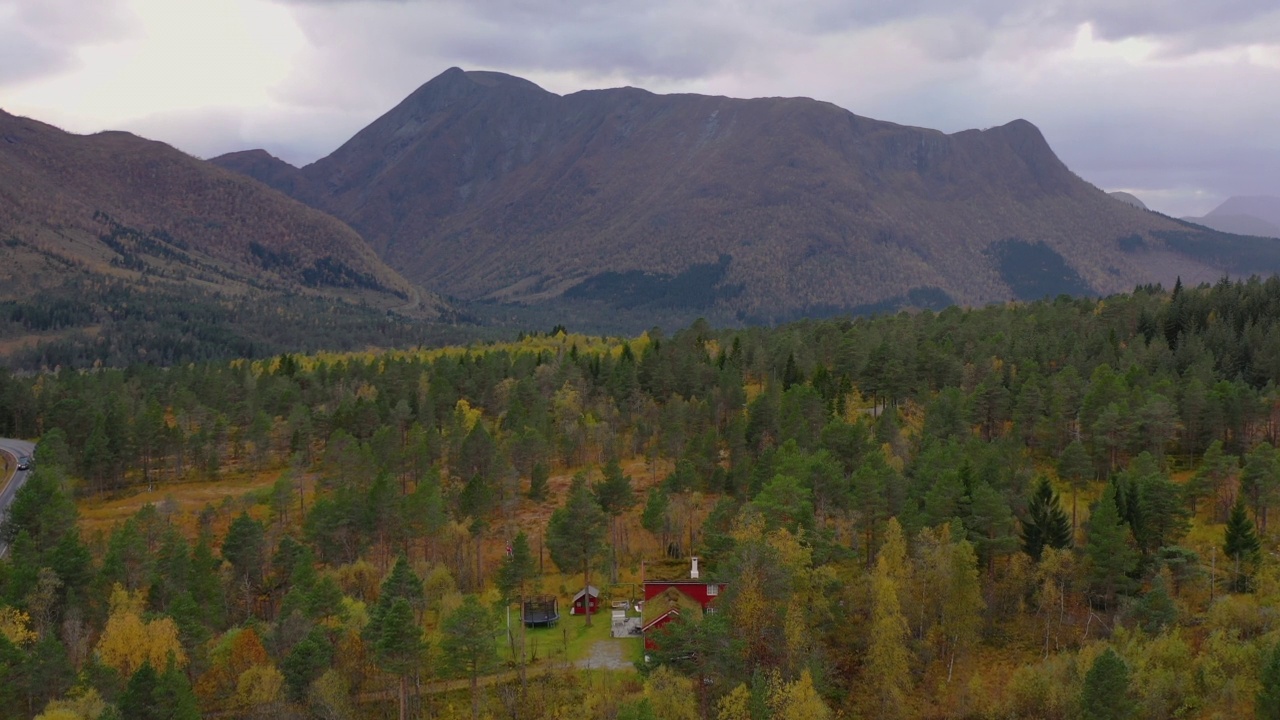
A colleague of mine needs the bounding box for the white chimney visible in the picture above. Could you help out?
[690,556,700,580]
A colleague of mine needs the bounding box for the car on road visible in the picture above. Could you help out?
[16,457,30,471]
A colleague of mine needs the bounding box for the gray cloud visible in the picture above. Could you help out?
[10,0,1275,217]
[0,26,70,85]
[256,0,1280,216]
[0,0,133,87]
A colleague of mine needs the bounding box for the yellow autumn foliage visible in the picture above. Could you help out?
[33,711,80,720]
[769,669,832,720]
[454,398,482,432]
[235,663,284,708]
[95,584,186,676]
[35,688,107,720]
[0,606,37,646]
[716,683,753,720]
[644,665,700,720]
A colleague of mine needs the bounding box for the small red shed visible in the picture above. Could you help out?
[570,585,601,615]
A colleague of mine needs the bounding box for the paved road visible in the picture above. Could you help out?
[0,438,36,558]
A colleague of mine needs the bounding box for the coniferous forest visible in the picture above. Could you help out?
[4,278,1280,718]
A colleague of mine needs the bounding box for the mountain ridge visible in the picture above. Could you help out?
[0,108,465,368]
[201,68,1280,323]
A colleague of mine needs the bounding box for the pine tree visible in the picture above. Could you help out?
[189,529,225,629]
[1135,470,1191,554]
[1242,442,1280,535]
[441,596,498,720]
[221,512,265,618]
[154,658,200,720]
[852,454,892,567]
[281,627,332,702]
[545,474,608,627]
[594,457,636,583]
[118,662,160,720]
[641,487,672,549]
[379,556,425,609]
[1224,495,1261,593]
[374,597,425,720]
[1021,477,1073,561]
[496,532,536,605]
[527,462,549,502]
[366,556,423,652]
[1085,485,1139,607]
[1080,647,1134,720]
[961,479,1019,574]
[112,656,196,720]
[1057,439,1093,532]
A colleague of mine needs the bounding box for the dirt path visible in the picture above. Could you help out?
[575,639,635,671]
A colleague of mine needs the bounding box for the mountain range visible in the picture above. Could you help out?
[214,67,1276,325]
[6,67,1280,366]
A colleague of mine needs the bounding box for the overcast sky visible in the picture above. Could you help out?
[3,0,1278,217]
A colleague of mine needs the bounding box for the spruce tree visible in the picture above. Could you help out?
[1224,496,1261,593]
[366,556,423,649]
[1021,476,1073,561]
[1080,647,1134,720]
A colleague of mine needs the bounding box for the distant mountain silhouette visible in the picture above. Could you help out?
[213,68,1279,323]
[1181,196,1280,239]
[1109,191,1149,210]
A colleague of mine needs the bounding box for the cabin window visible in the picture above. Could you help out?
[707,584,719,596]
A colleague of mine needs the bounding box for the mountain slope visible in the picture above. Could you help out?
[0,109,461,368]
[0,109,427,302]
[214,68,1271,322]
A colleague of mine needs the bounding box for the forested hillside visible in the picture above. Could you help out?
[3,277,1280,719]
[0,109,461,369]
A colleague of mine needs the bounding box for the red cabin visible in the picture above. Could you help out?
[641,557,724,650]
[570,585,601,615]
